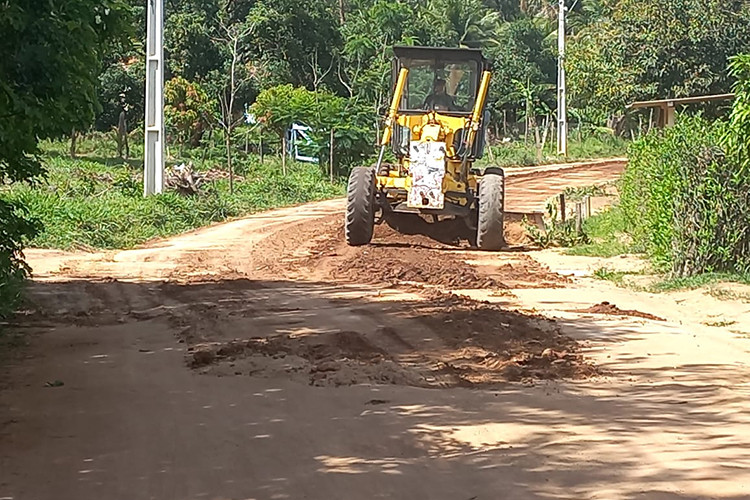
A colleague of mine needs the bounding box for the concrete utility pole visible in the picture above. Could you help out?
[144,0,165,195]
[556,0,568,156]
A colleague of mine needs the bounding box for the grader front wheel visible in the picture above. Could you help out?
[476,168,505,251]
[345,167,377,246]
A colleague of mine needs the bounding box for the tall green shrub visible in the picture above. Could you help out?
[622,114,750,276]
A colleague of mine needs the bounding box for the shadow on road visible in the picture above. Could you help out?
[1,276,748,499]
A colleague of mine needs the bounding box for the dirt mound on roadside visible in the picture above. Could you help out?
[184,288,600,387]
[574,301,665,321]
[413,291,600,382]
[334,245,501,289]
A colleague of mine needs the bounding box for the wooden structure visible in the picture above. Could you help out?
[626,93,734,128]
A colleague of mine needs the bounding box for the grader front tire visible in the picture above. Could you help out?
[345,167,377,246]
[477,168,505,251]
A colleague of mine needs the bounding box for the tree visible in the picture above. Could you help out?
[211,3,255,194]
[165,77,214,149]
[567,0,750,120]
[97,56,146,132]
[250,85,305,175]
[339,0,420,116]
[420,0,501,48]
[244,0,342,90]
[0,0,131,315]
[96,0,145,132]
[250,85,375,174]
[485,16,556,124]
[165,1,224,81]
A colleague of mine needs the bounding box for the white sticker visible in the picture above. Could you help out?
[408,141,446,209]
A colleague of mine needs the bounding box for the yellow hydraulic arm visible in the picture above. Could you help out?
[375,68,409,170]
[460,70,492,182]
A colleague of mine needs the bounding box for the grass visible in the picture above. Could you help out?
[702,320,738,327]
[565,204,633,258]
[480,132,626,168]
[649,272,750,292]
[592,268,629,286]
[566,204,750,300]
[591,265,750,301]
[2,135,345,250]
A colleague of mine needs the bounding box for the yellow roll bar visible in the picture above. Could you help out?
[375,67,409,170]
[465,70,491,151]
[380,68,409,147]
[460,70,492,182]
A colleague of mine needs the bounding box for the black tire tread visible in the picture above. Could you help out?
[477,170,505,251]
[345,167,376,246]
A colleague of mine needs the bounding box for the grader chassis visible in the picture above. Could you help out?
[345,46,505,250]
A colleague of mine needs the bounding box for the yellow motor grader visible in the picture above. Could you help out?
[345,46,504,250]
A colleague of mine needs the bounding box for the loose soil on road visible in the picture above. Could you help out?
[4,159,750,500]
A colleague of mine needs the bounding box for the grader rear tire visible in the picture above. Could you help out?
[477,168,505,251]
[345,167,376,246]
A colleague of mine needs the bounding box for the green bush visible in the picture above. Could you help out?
[0,199,40,318]
[622,115,750,275]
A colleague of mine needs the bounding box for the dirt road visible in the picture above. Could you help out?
[3,159,750,500]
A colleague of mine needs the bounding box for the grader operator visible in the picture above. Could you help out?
[345,46,505,250]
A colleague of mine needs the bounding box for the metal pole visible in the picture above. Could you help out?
[556,0,568,156]
[144,0,165,195]
[329,128,334,183]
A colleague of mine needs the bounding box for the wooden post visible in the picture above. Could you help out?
[648,107,654,133]
[559,193,566,222]
[575,202,583,235]
[665,102,676,127]
[486,128,495,162]
[329,128,334,183]
[70,129,78,158]
[281,133,287,176]
[585,195,592,218]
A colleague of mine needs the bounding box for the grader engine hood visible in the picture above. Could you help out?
[408,141,446,209]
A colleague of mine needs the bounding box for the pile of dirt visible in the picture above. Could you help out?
[574,301,665,321]
[413,291,600,382]
[479,255,572,289]
[293,216,566,290]
[334,245,501,289]
[184,290,600,387]
[187,331,425,387]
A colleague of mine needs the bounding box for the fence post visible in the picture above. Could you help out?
[575,202,583,235]
[559,193,566,222]
[329,128,334,183]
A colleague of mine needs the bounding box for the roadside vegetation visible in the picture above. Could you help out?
[5,137,342,251]
[529,55,750,294]
[481,129,626,169]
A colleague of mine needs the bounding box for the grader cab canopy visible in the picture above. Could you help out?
[390,46,491,159]
[391,46,490,115]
